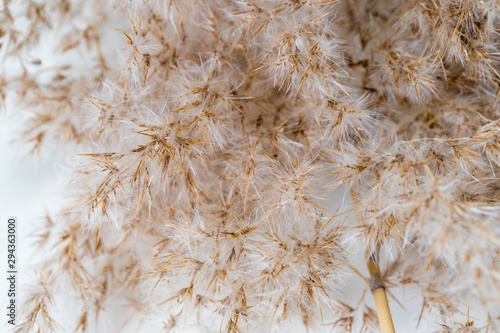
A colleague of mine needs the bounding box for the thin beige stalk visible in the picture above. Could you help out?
[367,255,395,333]
[351,185,396,332]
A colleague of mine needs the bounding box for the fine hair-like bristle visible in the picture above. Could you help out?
[2,0,500,332]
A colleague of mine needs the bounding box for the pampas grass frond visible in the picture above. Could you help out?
[2,0,500,332]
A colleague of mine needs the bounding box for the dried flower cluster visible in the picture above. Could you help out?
[2,0,500,332]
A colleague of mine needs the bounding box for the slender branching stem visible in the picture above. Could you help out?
[367,254,395,333]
